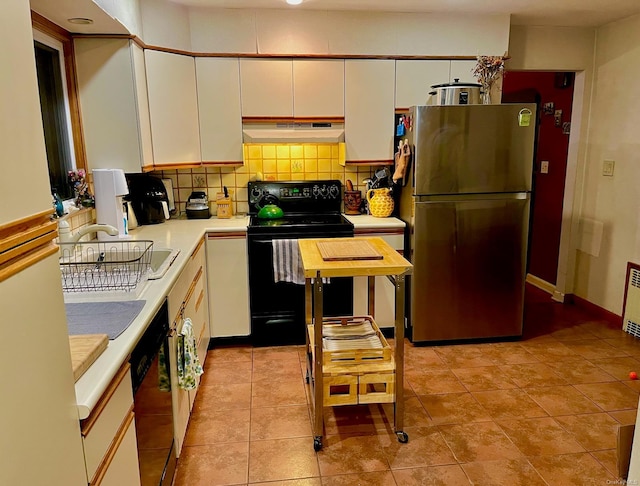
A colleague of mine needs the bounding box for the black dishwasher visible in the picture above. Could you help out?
[130,300,176,486]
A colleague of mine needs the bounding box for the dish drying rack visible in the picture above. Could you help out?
[59,240,153,295]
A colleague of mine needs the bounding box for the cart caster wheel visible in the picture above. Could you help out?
[313,437,323,451]
[396,431,409,444]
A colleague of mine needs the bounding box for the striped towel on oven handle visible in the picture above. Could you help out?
[272,239,305,285]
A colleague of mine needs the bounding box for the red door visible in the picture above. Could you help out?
[502,72,575,285]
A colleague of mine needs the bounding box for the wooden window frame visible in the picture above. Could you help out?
[31,11,87,174]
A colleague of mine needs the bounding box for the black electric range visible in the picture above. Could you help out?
[247,180,354,346]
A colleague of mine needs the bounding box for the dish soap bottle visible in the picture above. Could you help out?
[52,189,64,218]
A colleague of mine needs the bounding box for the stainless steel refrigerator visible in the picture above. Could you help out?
[399,104,536,343]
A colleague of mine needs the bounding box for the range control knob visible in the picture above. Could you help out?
[250,186,263,202]
[312,185,320,198]
[329,185,340,198]
[320,185,329,198]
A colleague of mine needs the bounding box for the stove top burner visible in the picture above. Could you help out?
[248,213,353,237]
[249,214,347,227]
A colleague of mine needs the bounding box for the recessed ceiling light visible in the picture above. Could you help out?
[286,0,303,5]
[67,17,94,25]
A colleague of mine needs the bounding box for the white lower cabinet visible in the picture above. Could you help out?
[206,232,251,338]
[167,238,209,456]
[353,231,405,329]
[81,364,141,486]
[96,414,139,486]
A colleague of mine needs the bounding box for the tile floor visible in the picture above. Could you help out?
[174,286,640,485]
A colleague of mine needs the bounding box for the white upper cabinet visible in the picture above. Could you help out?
[195,58,243,163]
[344,59,395,162]
[131,44,154,170]
[240,59,344,119]
[292,59,344,118]
[145,50,201,166]
[395,60,450,108]
[75,39,153,172]
[450,60,478,84]
[239,59,293,117]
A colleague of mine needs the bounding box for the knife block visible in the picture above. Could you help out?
[215,193,233,219]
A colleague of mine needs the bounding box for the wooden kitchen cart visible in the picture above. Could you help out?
[299,237,413,451]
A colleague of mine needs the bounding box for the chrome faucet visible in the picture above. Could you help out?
[58,221,119,244]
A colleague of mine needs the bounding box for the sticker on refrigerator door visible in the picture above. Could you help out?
[518,108,532,127]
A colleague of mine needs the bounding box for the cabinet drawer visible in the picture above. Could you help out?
[187,268,206,342]
[91,412,140,486]
[168,238,205,322]
[82,364,134,482]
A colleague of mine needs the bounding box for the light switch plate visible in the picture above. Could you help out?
[603,160,615,176]
[541,160,549,174]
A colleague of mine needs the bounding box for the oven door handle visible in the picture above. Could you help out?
[252,239,274,245]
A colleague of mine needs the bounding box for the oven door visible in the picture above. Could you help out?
[248,236,353,346]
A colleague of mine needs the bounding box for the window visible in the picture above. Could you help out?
[34,39,74,199]
[31,14,86,201]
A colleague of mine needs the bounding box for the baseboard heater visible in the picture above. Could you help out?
[623,262,640,338]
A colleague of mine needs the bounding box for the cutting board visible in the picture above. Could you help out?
[69,334,108,382]
[317,240,383,261]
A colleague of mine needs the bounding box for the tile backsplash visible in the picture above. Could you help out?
[152,143,377,216]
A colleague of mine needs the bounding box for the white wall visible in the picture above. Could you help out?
[1,2,87,484]
[508,26,595,71]
[139,0,191,51]
[507,25,596,305]
[94,0,143,37]
[142,2,510,57]
[573,13,640,314]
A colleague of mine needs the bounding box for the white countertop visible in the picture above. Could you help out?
[344,213,406,229]
[72,214,404,419]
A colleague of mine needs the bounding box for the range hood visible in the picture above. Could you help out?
[242,122,344,143]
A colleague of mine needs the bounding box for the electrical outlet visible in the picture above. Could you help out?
[603,159,615,176]
[540,160,549,174]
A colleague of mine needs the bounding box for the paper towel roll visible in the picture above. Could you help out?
[162,178,175,211]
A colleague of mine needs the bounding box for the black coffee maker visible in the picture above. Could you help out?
[125,173,170,225]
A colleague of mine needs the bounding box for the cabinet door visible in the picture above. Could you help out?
[196,58,243,163]
[239,59,293,117]
[97,413,141,486]
[131,43,154,170]
[168,328,190,456]
[293,59,344,118]
[345,60,395,162]
[450,60,477,84]
[395,60,450,109]
[145,50,201,165]
[206,233,250,338]
[75,38,146,173]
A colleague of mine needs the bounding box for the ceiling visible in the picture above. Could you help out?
[29,0,640,35]
[170,0,640,27]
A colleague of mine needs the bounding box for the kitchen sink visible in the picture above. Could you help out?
[148,248,180,280]
[59,242,179,302]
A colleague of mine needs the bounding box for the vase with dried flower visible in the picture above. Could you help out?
[68,169,94,208]
[472,55,505,104]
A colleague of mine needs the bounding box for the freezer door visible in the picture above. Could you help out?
[411,104,536,195]
[410,194,530,342]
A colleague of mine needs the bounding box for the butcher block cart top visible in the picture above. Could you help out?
[298,237,413,451]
